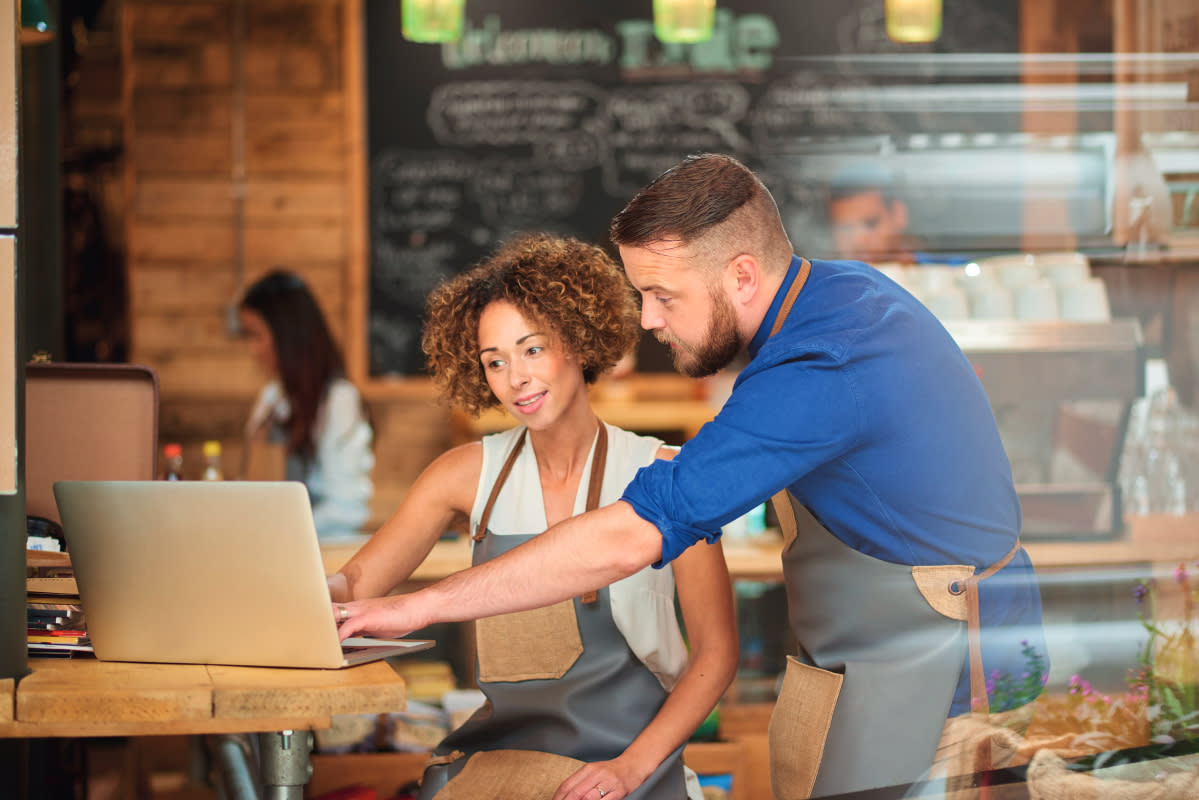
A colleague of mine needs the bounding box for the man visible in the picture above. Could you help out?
[826,161,920,264]
[339,154,1046,799]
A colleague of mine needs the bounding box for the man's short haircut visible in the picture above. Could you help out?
[609,153,793,273]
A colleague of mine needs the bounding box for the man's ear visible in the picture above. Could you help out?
[725,254,761,305]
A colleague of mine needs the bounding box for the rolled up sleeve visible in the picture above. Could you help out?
[620,355,859,567]
[621,459,723,567]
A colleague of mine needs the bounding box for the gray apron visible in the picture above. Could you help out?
[764,262,1020,799]
[418,426,688,800]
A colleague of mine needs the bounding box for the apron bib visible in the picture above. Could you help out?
[770,491,969,798]
[419,426,688,800]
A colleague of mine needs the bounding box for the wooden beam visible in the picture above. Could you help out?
[344,0,369,386]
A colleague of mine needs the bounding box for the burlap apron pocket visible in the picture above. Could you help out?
[434,749,585,800]
[768,656,844,800]
[475,599,584,682]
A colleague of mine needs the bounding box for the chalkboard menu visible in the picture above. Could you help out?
[365,0,1019,375]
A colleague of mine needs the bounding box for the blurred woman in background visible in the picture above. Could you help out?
[239,270,374,538]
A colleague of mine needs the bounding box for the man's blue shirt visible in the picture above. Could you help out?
[621,255,1046,715]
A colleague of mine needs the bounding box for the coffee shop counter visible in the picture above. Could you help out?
[321,513,1199,588]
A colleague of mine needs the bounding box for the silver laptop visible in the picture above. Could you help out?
[54,480,434,669]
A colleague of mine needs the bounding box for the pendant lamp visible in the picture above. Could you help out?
[653,0,716,44]
[885,0,942,44]
[401,0,465,44]
[20,0,57,45]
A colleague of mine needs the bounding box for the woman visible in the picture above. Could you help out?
[239,270,375,538]
[330,234,737,800]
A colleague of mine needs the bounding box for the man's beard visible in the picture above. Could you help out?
[658,288,742,379]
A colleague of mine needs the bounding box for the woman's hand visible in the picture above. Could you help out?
[333,594,429,640]
[552,758,646,800]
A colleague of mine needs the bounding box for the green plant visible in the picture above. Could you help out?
[982,563,1199,770]
[1060,562,1199,771]
[988,638,1049,713]
[1129,564,1199,750]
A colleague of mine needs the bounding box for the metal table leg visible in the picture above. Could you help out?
[209,729,314,800]
[257,730,315,800]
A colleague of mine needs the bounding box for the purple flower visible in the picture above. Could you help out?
[1134,583,1149,603]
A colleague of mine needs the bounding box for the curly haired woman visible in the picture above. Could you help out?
[329,233,737,800]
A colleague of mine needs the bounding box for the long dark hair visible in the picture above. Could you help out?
[239,270,348,463]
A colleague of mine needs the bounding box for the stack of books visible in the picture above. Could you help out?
[26,549,92,657]
[27,600,89,655]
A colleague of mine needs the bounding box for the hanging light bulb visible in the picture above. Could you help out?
[20,0,57,45]
[653,0,716,44]
[885,0,942,44]
[401,0,466,44]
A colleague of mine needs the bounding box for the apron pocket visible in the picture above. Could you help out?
[768,656,844,800]
[475,599,583,682]
[434,749,584,800]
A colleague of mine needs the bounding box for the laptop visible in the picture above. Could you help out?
[53,480,434,669]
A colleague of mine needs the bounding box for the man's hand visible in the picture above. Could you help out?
[333,593,431,641]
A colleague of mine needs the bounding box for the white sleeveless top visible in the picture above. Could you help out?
[470,422,690,690]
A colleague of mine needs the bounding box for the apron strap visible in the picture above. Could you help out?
[769,259,811,337]
[473,424,609,604]
[770,490,799,550]
[764,260,812,551]
[579,424,608,603]
[955,539,1022,720]
[473,432,527,542]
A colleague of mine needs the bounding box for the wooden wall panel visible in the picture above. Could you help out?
[131,264,241,311]
[244,180,347,219]
[124,0,442,520]
[129,220,234,262]
[134,179,235,219]
[129,132,232,175]
[141,351,261,397]
[243,220,345,264]
[125,2,233,43]
[244,94,346,176]
[131,90,232,132]
[242,46,341,91]
[129,42,232,88]
[135,310,234,350]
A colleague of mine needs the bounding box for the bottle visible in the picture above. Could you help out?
[162,443,184,481]
[201,440,224,481]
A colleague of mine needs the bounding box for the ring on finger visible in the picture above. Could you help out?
[338,605,348,622]
[595,788,607,798]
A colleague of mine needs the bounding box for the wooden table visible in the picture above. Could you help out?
[0,658,407,798]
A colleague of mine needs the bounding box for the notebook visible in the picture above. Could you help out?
[53,480,434,669]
